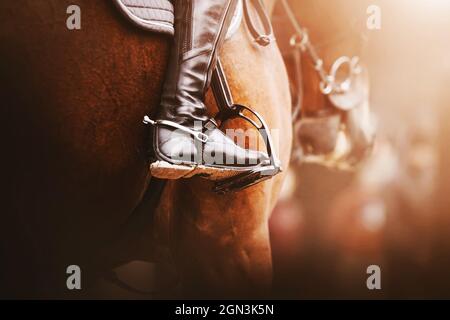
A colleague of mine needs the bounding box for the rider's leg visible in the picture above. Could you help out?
[154,0,269,168]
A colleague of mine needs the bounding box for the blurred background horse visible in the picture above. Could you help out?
[269,0,450,299]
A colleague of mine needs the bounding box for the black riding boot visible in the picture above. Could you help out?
[151,0,269,168]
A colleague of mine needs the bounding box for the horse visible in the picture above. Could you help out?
[273,0,375,170]
[0,0,291,298]
[269,0,376,298]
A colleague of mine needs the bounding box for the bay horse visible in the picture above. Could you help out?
[269,0,376,298]
[0,0,291,298]
[273,0,375,170]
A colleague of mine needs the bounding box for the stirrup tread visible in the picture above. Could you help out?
[150,160,261,181]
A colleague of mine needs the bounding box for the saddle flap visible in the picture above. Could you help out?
[114,0,175,35]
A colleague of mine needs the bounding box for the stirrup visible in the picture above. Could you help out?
[211,58,283,192]
[214,164,281,194]
[212,103,282,192]
[143,104,282,192]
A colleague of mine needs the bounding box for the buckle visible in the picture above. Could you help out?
[194,132,209,143]
[143,116,209,143]
[255,35,272,46]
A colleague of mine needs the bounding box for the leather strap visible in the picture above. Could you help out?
[243,0,275,46]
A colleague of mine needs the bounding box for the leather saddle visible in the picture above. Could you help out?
[113,0,175,35]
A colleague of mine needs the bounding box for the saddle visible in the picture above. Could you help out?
[115,0,280,193]
[113,0,175,35]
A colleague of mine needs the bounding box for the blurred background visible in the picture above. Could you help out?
[270,0,450,299]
